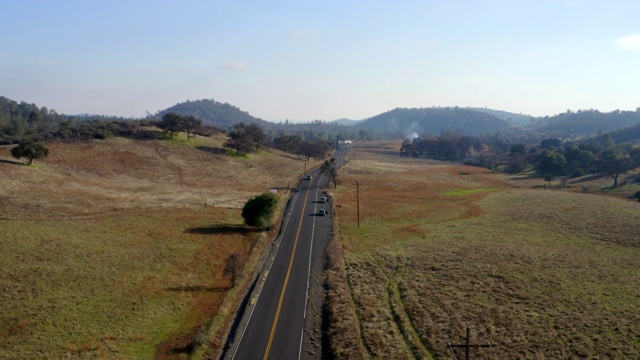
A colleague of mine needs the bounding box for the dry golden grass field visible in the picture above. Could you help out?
[330,141,640,359]
[0,132,309,359]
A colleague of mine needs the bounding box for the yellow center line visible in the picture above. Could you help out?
[262,186,311,360]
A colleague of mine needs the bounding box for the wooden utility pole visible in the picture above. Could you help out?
[447,326,491,360]
[356,179,360,228]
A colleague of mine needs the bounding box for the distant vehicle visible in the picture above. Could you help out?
[318,197,327,203]
[317,209,327,216]
[303,174,312,180]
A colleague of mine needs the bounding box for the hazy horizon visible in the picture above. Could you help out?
[2,1,639,121]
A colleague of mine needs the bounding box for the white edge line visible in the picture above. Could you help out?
[298,172,325,360]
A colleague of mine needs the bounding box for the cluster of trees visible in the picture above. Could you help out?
[0,96,147,144]
[157,113,203,140]
[400,131,640,189]
[399,132,511,169]
[272,133,332,160]
[509,137,640,188]
[400,133,483,161]
[224,122,269,155]
[321,158,338,188]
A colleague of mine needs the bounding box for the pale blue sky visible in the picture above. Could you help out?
[1,0,639,121]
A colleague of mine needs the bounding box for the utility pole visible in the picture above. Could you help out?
[356,179,360,228]
[447,326,491,360]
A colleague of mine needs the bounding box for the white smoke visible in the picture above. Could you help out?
[406,121,420,139]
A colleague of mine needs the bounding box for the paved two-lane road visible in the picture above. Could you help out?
[227,151,344,360]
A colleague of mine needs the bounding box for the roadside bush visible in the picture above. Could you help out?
[241,192,279,229]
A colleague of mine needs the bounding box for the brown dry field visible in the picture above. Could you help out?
[331,141,640,359]
[0,132,309,359]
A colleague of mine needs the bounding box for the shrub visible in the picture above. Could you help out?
[241,192,279,229]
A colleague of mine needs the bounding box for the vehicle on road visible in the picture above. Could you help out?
[316,209,327,216]
[318,197,327,203]
[303,174,312,180]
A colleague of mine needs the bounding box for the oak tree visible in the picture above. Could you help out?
[11,140,49,165]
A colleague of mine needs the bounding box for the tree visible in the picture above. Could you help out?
[11,140,49,165]
[181,115,202,141]
[321,158,338,188]
[601,146,634,188]
[563,146,596,174]
[535,149,567,176]
[245,123,268,151]
[540,138,562,149]
[299,139,329,160]
[158,113,182,139]
[509,144,527,157]
[223,252,244,288]
[224,122,254,155]
[242,192,279,229]
[399,138,412,157]
[273,134,301,154]
[630,147,640,167]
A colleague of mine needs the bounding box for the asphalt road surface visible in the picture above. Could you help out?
[227,150,346,360]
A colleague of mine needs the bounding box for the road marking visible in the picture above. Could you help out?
[262,184,311,360]
[298,173,325,359]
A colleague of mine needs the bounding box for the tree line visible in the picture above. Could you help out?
[400,132,640,188]
[508,135,640,188]
[0,96,155,144]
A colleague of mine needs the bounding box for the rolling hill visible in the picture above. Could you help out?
[154,99,273,131]
[356,107,514,137]
[529,109,640,138]
[468,107,535,126]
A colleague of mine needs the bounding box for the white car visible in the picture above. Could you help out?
[303,174,312,180]
[318,197,327,203]
[317,209,327,216]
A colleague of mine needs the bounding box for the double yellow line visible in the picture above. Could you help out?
[262,186,311,359]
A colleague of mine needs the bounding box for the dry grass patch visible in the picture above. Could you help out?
[0,135,305,219]
[0,207,260,359]
[331,143,640,359]
[0,135,310,358]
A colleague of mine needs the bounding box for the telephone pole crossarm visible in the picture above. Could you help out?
[447,326,492,360]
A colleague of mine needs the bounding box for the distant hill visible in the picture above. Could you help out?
[606,122,640,144]
[356,107,513,137]
[529,109,640,138]
[154,99,272,131]
[468,107,535,126]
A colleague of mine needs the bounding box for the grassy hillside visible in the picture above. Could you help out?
[0,132,308,358]
[328,141,640,359]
